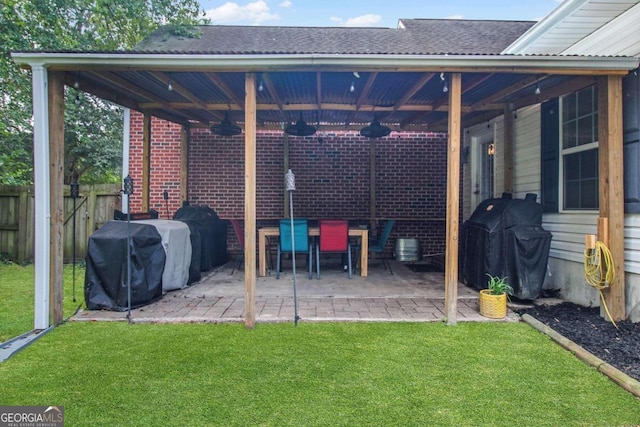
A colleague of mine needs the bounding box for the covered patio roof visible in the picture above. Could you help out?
[11,20,639,330]
[13,20,637,133]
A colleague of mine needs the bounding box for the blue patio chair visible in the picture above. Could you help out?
[355,219,396,274]
[277,218,313,279]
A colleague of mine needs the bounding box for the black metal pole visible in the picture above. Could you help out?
[70,179,79,303]
[123,175,134,323]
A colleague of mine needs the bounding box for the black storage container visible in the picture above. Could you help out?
[173,205,227,283]
[461,194,552,300]
[85,221,165,311]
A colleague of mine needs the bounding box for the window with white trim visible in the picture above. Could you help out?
[560,86,599,210]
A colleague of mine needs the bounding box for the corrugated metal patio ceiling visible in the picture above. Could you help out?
[66,67,600,132]
[13,20,638,132]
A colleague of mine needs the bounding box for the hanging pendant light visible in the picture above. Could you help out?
[285,113,316,137]
[360,116,391,138]
[211,112,242,136]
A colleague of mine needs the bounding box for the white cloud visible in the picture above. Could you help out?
[204,1,279,25]
[279,0,292,7]
[446,14,464,20]
[341,14,382,27]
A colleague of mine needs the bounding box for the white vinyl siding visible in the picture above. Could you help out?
[624,215,640,274]
[493,119,504,196]
[543,213,640,275]
[542,212,597,263]
[513,105,542,199]
[562,3,640,57]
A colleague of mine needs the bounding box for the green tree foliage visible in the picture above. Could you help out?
[0,0,206,185]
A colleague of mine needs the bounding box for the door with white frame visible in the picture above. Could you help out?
[470,126,496,208]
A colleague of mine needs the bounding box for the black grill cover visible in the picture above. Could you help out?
[173,205,227,281]
[461,195,552,300]
[84,221,165,311]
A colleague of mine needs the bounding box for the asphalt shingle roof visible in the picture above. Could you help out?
[132,19,536,56]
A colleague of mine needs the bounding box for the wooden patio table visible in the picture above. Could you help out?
[258,226,369,277]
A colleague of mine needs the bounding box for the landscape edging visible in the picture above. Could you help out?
[521,313,640,399]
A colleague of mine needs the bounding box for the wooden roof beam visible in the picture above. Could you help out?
[400,73,487,128]
[469,75,539,111]
[98,71,167,104]
[512,76,597,110]
[345,72,378,126]
[261,73,289,123]
[394,72,436,111]
[205,72,244,111]
[149,71,216,122]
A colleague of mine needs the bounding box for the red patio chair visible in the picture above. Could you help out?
[315,219,352,279]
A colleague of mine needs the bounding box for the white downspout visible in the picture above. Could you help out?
[121,108,130,212]
[32,63,50,330]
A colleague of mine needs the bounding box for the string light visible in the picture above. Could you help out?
[350,81,355,93]
[167,79,173,91]
[258,79,264,91]
[440,72,448,93]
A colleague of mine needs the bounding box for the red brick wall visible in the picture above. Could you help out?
[128,114,184,218]
[129,111,450,259]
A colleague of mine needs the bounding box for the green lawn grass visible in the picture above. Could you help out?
[0,263,84,342]
[1,264,640,426]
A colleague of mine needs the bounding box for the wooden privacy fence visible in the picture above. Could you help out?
[0,184,122,263]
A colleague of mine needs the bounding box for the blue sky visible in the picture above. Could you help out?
[198,0,563,27]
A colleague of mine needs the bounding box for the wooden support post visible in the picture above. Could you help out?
[48,71,65,326]
[503,104,514,194]
[598,75,625,321]
[445,73,462,325]
[244,73,257,329]
[598,217,609,247]
[180,124,189,204]
[142,113,151,212]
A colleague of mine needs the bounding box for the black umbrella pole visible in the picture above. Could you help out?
[126,200,132,323]
[123,175,134,324]
[72,195,77,302]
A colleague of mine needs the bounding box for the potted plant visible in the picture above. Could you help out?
[479,274,514,319]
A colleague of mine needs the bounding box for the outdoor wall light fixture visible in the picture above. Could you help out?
[211,112,242,136]
[285,114,317,136]
[360,116,391,138]
[440,72,448,93]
